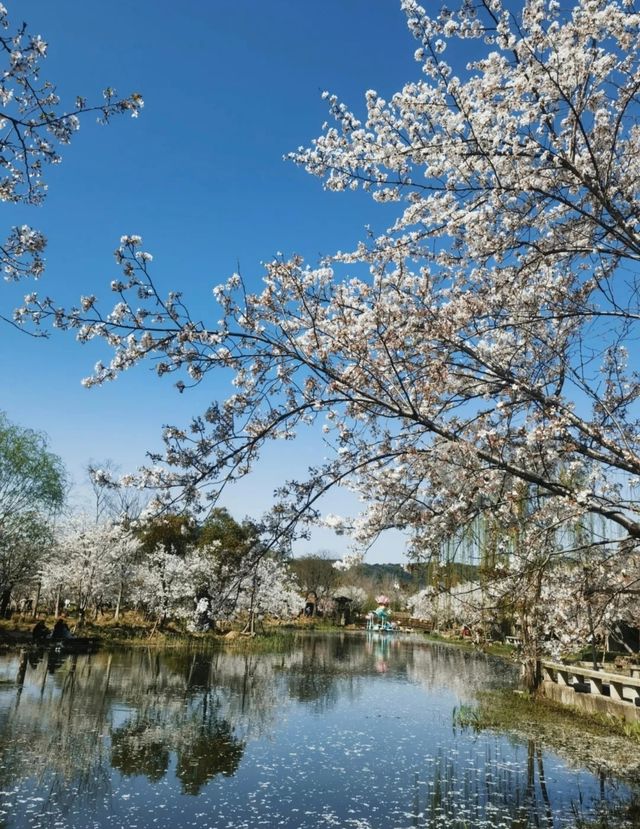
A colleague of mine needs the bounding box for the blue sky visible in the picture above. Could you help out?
[3,1,424,562]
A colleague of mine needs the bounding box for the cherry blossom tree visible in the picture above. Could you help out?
[115,507,298,631]
[42,515,141,623]
[191,508,278,630]
[129,544,208,628]
[128,540,299,632]
[533,536,640,662]
[234,556,302,634]
[15,1,640,671]
[0,3,142,321]
[408,497,640,684]
[21,0,640,537]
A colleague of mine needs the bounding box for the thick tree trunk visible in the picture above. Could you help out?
[521,650,541,692]
[520,562,545,692]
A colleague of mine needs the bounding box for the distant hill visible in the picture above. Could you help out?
[357,561,479,589]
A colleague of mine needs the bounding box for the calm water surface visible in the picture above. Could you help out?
[0,633,636,828]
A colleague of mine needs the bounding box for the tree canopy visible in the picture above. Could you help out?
[0,411,65,612]
[0,411,65,520]
[17,0,640,573]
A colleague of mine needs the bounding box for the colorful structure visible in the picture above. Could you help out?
[366,595,396,631]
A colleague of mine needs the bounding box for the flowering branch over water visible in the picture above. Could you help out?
[15,0,640,564]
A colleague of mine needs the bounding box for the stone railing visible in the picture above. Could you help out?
[540,659,640,704]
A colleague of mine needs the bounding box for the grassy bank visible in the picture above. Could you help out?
[0,615,329,652]
[0,616,197,649]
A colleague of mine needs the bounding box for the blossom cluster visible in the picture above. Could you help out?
[0,8,142,281]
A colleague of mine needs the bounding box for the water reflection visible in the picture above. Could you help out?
[409,743,568,828]
[0,633,636,828]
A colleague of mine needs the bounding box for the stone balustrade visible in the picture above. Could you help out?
[540,659,640,706]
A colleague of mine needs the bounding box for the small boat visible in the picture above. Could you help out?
[31,620,100,654]
[50,636,100,654]
[31,636,101,654]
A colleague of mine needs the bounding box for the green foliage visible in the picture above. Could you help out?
[176,721,244,794]
[197,508,260,569]
[0,412,66,608]
[0,411,66,519]
[289,554,337,598]
[134,508,262,567]
[195,508,266,608]
[111,722,170,781]
[135,513,198,557]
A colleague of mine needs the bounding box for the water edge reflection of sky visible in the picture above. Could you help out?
[0,632,636,829]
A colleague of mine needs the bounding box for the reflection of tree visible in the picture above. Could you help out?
[406,643,515,701]
[414,742,561,828]
[111,709,243,795]
[176,718,243,795]
[0,647,253,808]
[287,668,340,710]
[0,651,113,800]
[111,717,169,782]
[286,635,365,712]
[0,636,374,809]
[412,734,638,829]
[106,652,249,794]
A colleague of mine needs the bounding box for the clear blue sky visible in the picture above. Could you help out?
[3,1,422,561]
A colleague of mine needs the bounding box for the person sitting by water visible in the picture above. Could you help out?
[51,615,73,640]
[31,620,49,642]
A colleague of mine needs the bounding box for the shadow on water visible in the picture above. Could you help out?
[0,633,638,828]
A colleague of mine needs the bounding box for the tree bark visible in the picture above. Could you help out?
[520,560,545,692]
[114,581,123,621]
[521,651,541,692]
[31,582,41,619]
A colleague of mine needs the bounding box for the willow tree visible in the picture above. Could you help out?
[18,0,640,681]
[0,412,66,615]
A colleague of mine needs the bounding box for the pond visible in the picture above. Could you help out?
[0,632,637,828]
